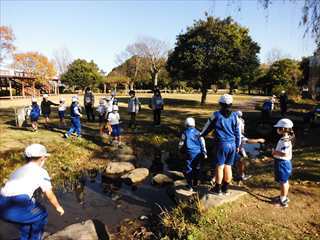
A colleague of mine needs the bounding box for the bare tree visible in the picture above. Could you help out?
[124,36,169,87]
[53,47,72,76]
[266,48,291,64]
[0,26,16,63]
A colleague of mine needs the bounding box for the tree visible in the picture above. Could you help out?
[13,52,56,83]
[266,58,302,96]
[53,47,72,76]
[167,16,260,104]
[105,69,130,91]
[124,37,169,87]
[266,48,290,65]
[60,59,103,90]
[0,26,16,63]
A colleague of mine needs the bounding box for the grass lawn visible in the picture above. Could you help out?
[0,93,319,239]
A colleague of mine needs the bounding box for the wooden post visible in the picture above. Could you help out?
[8,79,13,99]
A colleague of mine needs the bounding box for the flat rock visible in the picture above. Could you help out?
[200,188,247,210]
[152,173,173,185]
[105,162,135,175]
[121,168,149,184]
[116,154,136,162]
[45,220,99,240]
[165,170,185,180]
[173,179,187,187]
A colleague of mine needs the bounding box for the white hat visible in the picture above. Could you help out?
[185,117,195,127]
[43,94,48,98]
[25,144,50,158]
[219,94,233,105]
[106,96,111,101]
[112,105,119,111]
[281,90,285,94]
[236,111,243,117]
[31,97,37,102]
[274,118,294,128]
[99,99,106,105]
[111,91,116,96]
[60,97,65,102]
[71,96,78,102]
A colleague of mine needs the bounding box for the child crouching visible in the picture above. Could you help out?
[272,118,294,208]
[179,117,207,191]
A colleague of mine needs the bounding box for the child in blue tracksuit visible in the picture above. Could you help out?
[0,144,64,240]
[272,118,294,208]
[65,96,82,138]
[30,97,41,131]
[179,117,207,191]
[201,94,240,195]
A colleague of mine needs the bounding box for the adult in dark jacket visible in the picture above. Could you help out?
[40,94,58,128]
[84,87,95,122]
[279,91,288,116]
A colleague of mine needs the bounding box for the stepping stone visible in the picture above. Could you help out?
[121,168,149,184]
[165,170,185,180]
[105,162,135,175]
[116,154,136,162]
[152,173,173,185]
[200,188,247,210]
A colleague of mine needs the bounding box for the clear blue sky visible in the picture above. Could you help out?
[0,0,317,72]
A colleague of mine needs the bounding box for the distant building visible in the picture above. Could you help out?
[308,53,320,99]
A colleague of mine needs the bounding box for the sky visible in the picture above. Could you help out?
[0,0,317,72]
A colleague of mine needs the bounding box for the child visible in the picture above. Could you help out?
[29,97,41,131]
[41,94,58,128]
[65,96,82,138]
[201,94,240,195]
[150,89,164,126]
[128,90,141,129]
[0,144,64,240]
[97,98,107,136]
[261,96,275,123]
[179,117,207,191]
[272,118,294,207]
[107,105,121,144]
[58,97,66,128]
[235,111,265,181]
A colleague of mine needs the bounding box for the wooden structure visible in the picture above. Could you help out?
[0,70,58,99]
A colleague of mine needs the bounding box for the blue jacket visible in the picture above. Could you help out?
[201,111,240,148]
[70,103,81,118]
[181,127,206,157]
[263,101,272,111]
[30,104,40,119]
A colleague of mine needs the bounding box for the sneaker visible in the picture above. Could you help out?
[211,185,222,196]
[64,133,69,138]
[241,174,252,181]
[275,198,289,208]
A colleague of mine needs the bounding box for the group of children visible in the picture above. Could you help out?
[179,94,294,208]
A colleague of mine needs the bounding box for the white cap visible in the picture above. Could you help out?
[106,96,111,101]
[274,118,294,128]
[31,97,37,102]
[111,91,116,96]
[281,90,285,94]
[71,96,78,102]
[43,94,48,98]
[236,111,243,117]
[25,144,50,158]
[219,94,233,104]
[185,117,195,127]
[60,97,65,102]
[112,105,119,111]
[99,99,106,105]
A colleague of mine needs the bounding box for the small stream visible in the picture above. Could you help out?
[0,145,263,239]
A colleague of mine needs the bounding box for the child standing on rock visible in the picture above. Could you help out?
[272,118,294,207]
[30,97,41,132]
[107,105,121,145]
[179,117,207,191]
[97,98,107,137]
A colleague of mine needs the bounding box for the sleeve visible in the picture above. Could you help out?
[199,136,207,154]
[74,106,81,116]
[234,116,241,148]
[280,141,292,157]
[178,133,186,149]
[200,113,216,137]
[39,170,52,192]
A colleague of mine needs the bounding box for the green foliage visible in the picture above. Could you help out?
[167,16,260,103]
[61,59,103,90]
[266,58,302,96]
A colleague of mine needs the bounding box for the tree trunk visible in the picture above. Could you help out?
[200,81,208,105]
[153,71,159,87]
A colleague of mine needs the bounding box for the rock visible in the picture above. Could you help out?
[175,188,197,202]
[121,168,149,184]
[152,173,173,185]
[165,170,185,180]
[173,179,187,187]
[116,154,136,162]
[45,220,102,240]
[105,162,135,175]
